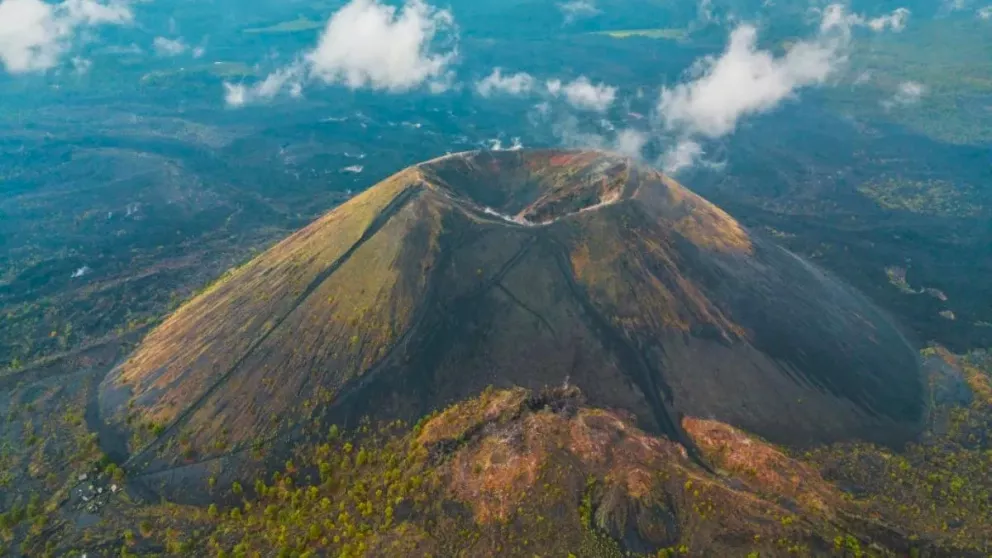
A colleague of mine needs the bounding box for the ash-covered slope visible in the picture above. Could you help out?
[99,150,924,494]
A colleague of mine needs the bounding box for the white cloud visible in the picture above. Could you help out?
[817,5,857,31]
[697,0,714,24]
[853,70,873,85]
[523,6,909,171]
[897,81,926,101]
[651,4,914,172]
[483,137,524,151]
[153,36,186,57]
[651,4,910,171]
[662,140,704,173]
[558,0,599,24]
[475,68,535,97]
[937,0,992,19]
[60,0,129,22]
[819,5,911,33]
[306,0,457,92]
[0,0,132,74]
[546,76,616,112]
[70,265,91,278]
[224,0,457,106]
[224,61,306,108]
[658,24,841,140]
[866,8,911,31]
[882,81,926,109]
[471,71,618,110]
[550,113,610,150]
[613,129,649,158]
[937,0,974,16]
[223,82,247,107]
[541,104,651,160]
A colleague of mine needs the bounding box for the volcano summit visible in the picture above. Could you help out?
[99,150,924,494]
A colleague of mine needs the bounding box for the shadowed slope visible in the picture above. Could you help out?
[99,149,924,497]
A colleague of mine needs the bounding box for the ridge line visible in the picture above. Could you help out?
[126,184,422,471]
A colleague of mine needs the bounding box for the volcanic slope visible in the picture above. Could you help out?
[99,149,924,495]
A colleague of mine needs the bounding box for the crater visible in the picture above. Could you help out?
[419,150,633,225]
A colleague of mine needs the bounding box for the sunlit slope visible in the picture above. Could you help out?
[100,149,924,489]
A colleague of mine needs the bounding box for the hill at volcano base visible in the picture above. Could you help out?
[60,368,992,558]
[98,149,924,498]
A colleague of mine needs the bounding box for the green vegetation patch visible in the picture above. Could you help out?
[207,62,258,78]
[590,28,688,41]
[802,347,992,556]
[857,177,983,217]
[243,17,325,35]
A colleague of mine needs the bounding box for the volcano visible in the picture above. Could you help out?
[98,150,924,494]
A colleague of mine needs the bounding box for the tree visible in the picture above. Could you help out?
[308,524,322,541]
[139,520,153,537]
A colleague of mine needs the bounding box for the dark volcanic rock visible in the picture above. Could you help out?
[98,149,924,497]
